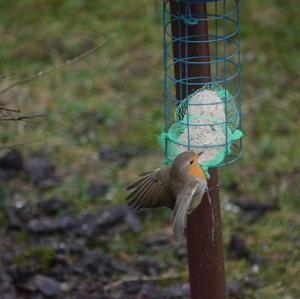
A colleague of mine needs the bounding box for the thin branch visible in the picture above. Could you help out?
[0,36,113,95]
[0,106,20,113]
[103,272,182,291]
[0,113,44,121]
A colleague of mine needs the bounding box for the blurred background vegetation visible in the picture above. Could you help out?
[0,0,299,298]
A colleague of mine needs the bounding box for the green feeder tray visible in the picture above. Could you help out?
[158,83,243,178]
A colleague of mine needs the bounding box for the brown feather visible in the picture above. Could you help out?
[172,182,199,241]
[127,179,155,210]
[125,167,173,209]
[126,176,154,201]
[126,171,155,190]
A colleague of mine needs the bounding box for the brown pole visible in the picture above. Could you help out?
[169,1,227,298]
[187,169,226,299]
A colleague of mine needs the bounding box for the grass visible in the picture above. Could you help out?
[14,246,55,273]
[0,0,300,298]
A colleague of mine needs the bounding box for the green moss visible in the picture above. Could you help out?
[14,246,55,272]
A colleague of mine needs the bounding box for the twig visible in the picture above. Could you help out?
[103,272,182,291]
[0,113,44,121]
[0,106,20,113]
[0,36,113,95]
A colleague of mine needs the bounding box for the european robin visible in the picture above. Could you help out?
[126,150,207,241]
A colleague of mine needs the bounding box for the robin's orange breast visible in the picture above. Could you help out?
[188,164,207,183]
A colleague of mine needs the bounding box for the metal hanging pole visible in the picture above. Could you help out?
[187,169,226,299]
[169,1,227,298]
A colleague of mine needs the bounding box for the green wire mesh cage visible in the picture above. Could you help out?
[159,0,242,177]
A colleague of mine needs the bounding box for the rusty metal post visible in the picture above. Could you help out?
[169,1,227,298]
[187,169,226,299]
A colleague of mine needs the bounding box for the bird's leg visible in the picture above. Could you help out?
[207,183,221,193]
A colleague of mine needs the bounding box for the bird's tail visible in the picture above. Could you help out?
[172,182,198,241]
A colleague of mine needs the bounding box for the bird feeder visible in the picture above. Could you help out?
[159,0,242,176]
[159,1,242,298]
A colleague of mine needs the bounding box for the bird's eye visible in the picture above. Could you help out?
[189,160,194,165]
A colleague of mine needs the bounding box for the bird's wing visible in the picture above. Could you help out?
[171,182,199,241]
[125,167,171,210]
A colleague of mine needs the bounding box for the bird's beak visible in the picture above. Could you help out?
[197,151,204,160]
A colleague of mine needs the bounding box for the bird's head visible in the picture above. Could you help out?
[172,150,206,182]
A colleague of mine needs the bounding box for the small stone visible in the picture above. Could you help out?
[98,145,115,161]
[241,210,264,224]
[292,236,300,247]
[251,264,260,273]
[0,271,12,291]
[124,281,142,295]
[7,200,32,228]
[228,235,250,260]
[2,293,18,299]
[244,273,261,289]
[162,283,190,297]
[53,254,72,266]
[223,201,240,213]
[8,267,32,284]
[25,155,54,186]
[228,281,245,299]
[87,182,109,199]
[249,254,264,266]
[233,198,279,223]
[141,282,159,299]
[27,218,55,233]
[125,209,142,233]
[57,215,74,230]
[69,238,85,253]
[60,282,72,292]
[15,199,26,209]
[93,112,105,124]
[110,259,132,274]
[1,252,13,265]
[135,259,162,276]
[27,215,74,234]
[76,205,127,237]
[37,177,60,190]
[82,250,103,273]
[93,295,113,299]
[70,266,85,275]
[6,209,23,229]
[98,145,142,168]
[16,206,33,222]
[33,275,60,297]
[0,149,23,171]
[16,281,36,293]
[56,238,85,254]
[143,234,170,247]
